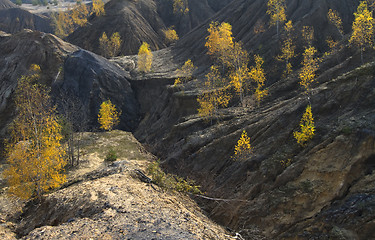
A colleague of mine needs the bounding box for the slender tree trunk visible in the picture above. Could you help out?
[277,20,279,38]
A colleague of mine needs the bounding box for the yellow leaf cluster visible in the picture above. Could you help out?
[92,0,105,16]
[197,65,231,121]
[204,22,267,108]
[52,1,90,38]
[325,36,339,56]
[173,0,189,14]
[278,21,295,77]
[299,46,318,91]
[137,42,153,73]
[4,67,66,200]
[164,27,179,44]
[205,22,234,66]
[174,59,196,86]
[99,32,122,58]
[302,26,314,47]
[228,42,252,105]
[266,0,287,34]
[328,9,344,36]
[253,20,266,34]
[250,55,268,104]
[349,1,374,56]
[233,130,252,161]
[53,10,73,38]
[71,1,89,27]
[98,100,120,131]
[293,105,315,146]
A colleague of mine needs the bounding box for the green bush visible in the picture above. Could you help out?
[105,148,117,162]
[147,160,201,194]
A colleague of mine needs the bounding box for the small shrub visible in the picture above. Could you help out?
[341,125,353,135]
[300,179,313,193]
[280,158,292,168]
[147,160,201,194]
[105,148,117,162]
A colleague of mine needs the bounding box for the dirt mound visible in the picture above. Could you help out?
[0,30,140,144]
[68,0,167,57]
[0,8,53,34]
[2,131,232,239]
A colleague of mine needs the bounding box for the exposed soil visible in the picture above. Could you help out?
[0,130,233,239]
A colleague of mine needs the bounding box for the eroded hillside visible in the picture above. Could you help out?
[0,131,232,239]
[1,0,375,239]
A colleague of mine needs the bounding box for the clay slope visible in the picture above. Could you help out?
[0,30,140,142]
[0,7,53,34]
[68,0,167,56]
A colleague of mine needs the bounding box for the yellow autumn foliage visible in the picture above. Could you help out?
[302,26,314,47]
[92,0,105,16]
[173,0,189,14]
[99,32,122,58]
[293,105,315,146]
[205,21,234,66]
[71,1,89,27]
[328,9,344,36]
[137,42,153,73]
[174,59,196,86]
[98,100,120,131]
[197,65,231,121]
[266,0,287,35]
[3,65,66,200]
[299,46,318,92]
[277,20,295,77]
[349,1,374,62]
[52,1,90,38]
[164,27,179,44]
[250,55,268,105]
[233,130,252,161]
